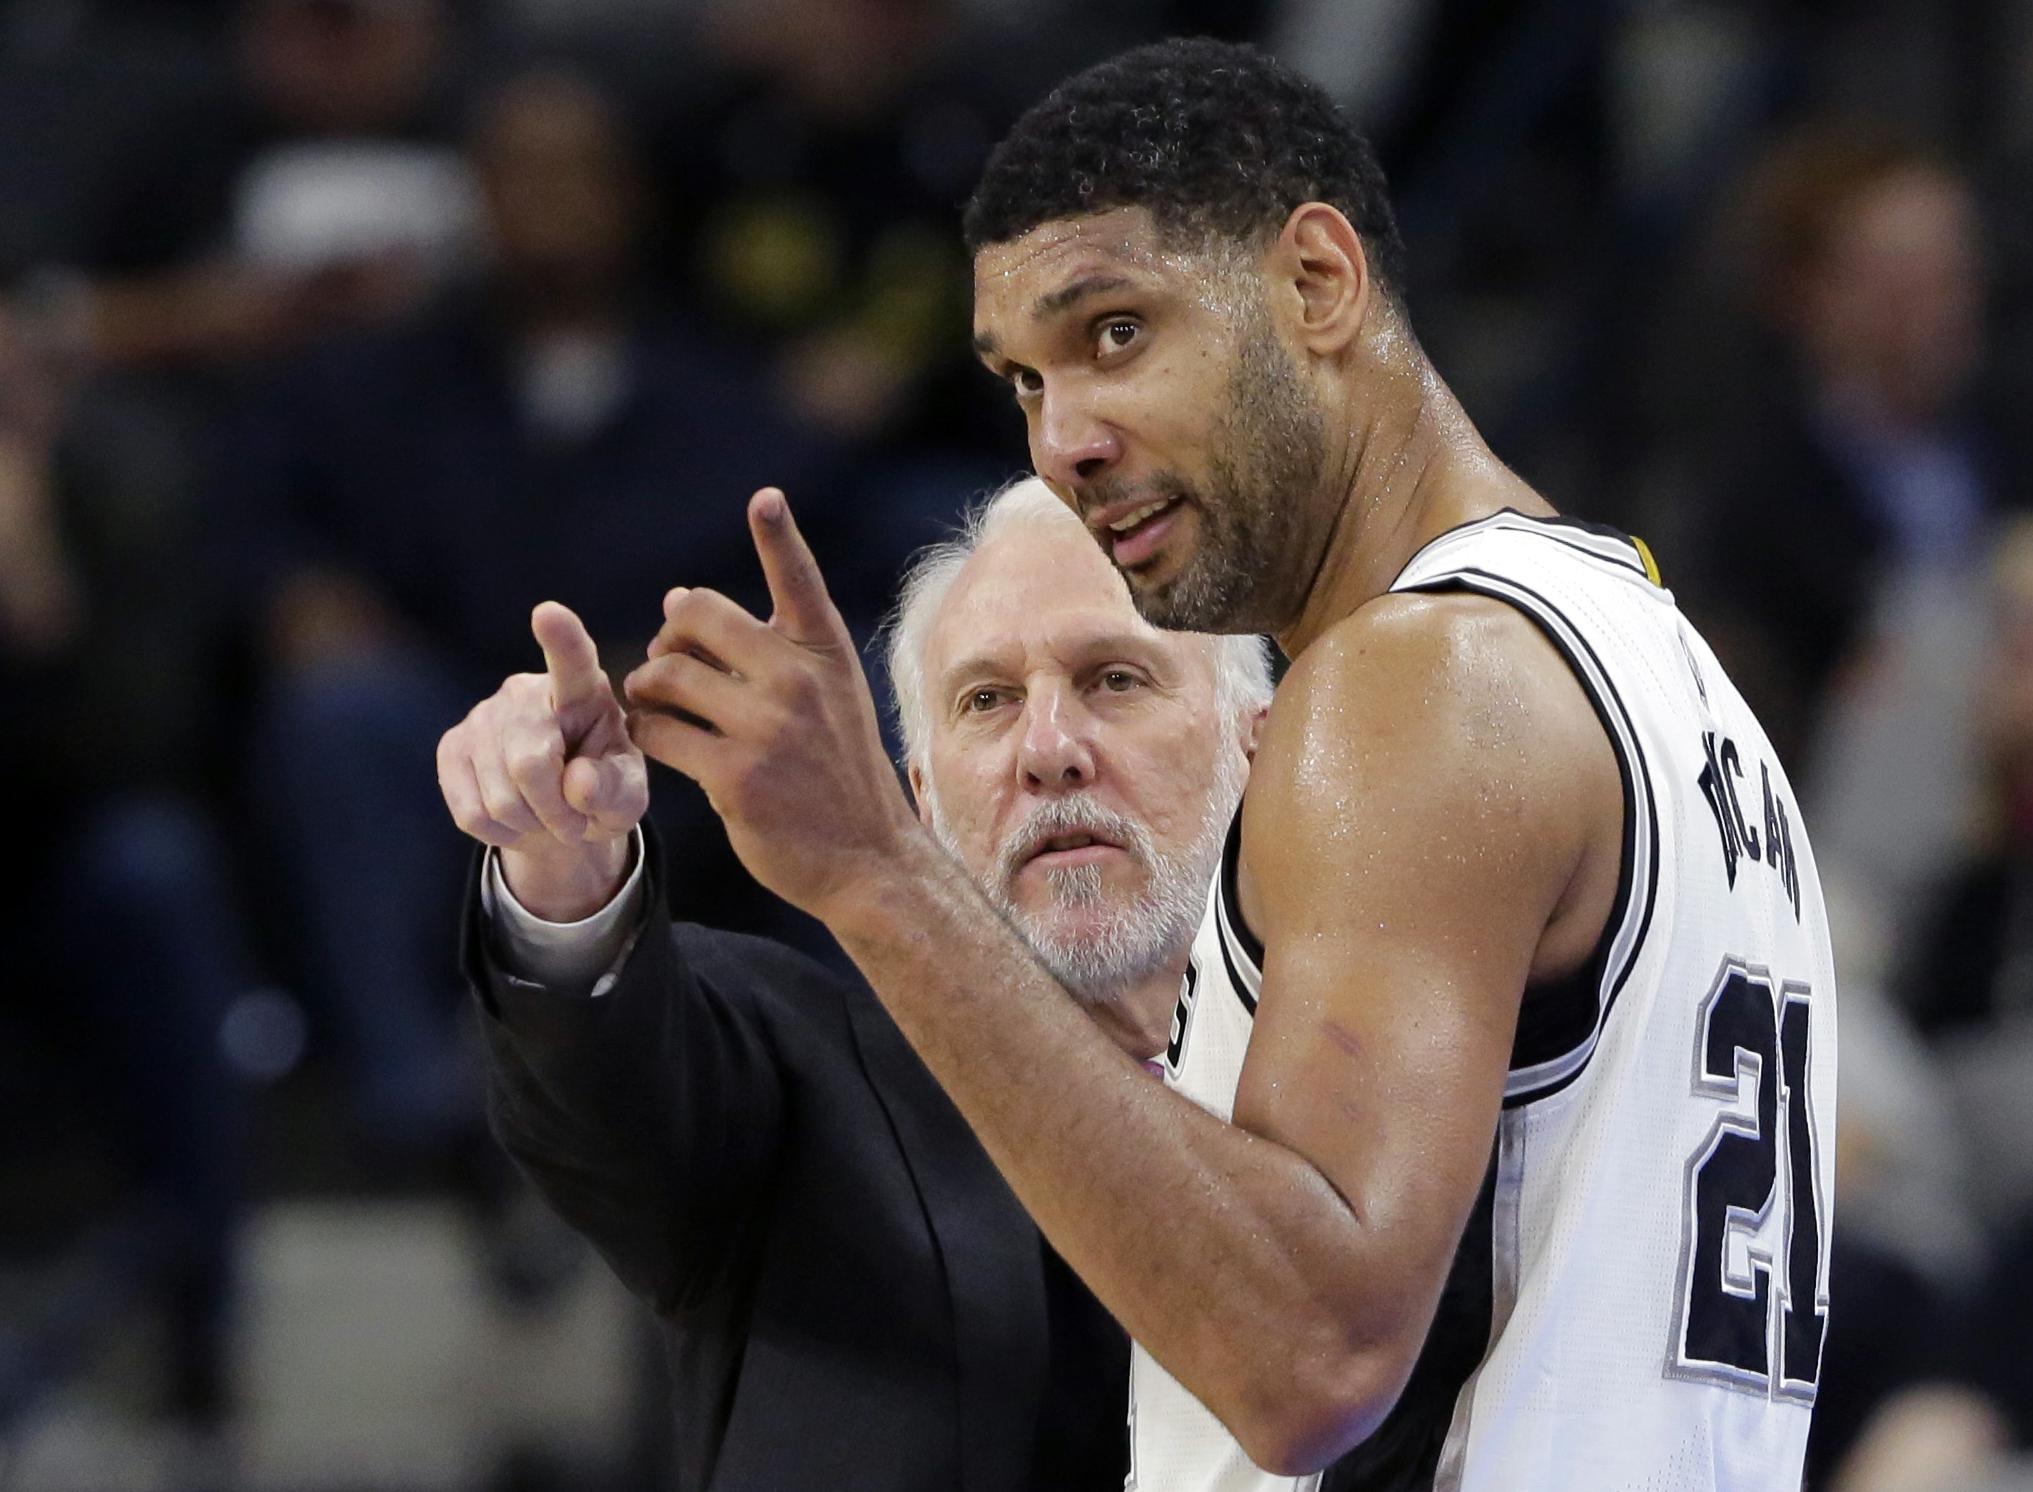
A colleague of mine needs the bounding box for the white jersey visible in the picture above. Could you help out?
[1130,511,1839,1492]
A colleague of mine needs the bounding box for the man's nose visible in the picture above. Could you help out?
[1016,686,1097,791]
[1034,391,1121,491]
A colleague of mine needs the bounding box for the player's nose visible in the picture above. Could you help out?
[1034,392,1121,490]
[1016,683,1097,792]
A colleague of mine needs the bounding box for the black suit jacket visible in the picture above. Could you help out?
[462,843,1129,1491]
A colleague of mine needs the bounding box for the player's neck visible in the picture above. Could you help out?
[1277,360,1547,659]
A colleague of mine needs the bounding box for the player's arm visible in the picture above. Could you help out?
[1209,591,1619,1465]
[871,596,1614,1470]
[909,597,1608,1472]
[631,499,1619,1471]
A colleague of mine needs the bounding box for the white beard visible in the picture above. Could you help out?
[925,747,1243,1005]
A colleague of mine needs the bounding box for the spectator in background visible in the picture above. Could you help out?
[36,0,467,372]
[0,302,254,1442]
[1696,127,1993,751]
[1683,124,2024,974]
[1899,516,2033,1040]
[654,0,1032,469]
[646,0,1087,688]
[1887,518,2033,1225]
[1792,520,2033,1492]
[0,0,454,1440]
[226,66,846,1164]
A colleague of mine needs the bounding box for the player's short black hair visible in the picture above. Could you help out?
[964,37,1407,296]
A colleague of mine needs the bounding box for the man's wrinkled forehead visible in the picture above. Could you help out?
[972,209,1271,363]
[972,210,1189,342]
[927,522,1206,685]
[932,526,1139,657]
[974,208,1165,280]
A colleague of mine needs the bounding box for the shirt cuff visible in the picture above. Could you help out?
[480,828,649,997]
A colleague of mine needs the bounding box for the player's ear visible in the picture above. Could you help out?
[1271,202,1371,358]
[1241,703,1269,764]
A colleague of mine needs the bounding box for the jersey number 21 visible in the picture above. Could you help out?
[1670,958,1829,1401]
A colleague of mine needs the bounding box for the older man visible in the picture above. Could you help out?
[437,477,1270,1491]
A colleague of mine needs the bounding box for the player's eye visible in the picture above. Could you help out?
[1096,320,1140,357]
[1008,367,1044,400]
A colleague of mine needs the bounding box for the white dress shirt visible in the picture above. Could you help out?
[479,827,648,997]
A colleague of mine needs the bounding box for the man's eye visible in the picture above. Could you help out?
[1099,669,1144,693]
[966,688,1007,712]
[1009,368,1043,399]
[1097,320,1140,355]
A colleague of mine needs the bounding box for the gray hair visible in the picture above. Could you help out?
[883,476,1275,768]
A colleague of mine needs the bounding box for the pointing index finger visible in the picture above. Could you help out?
[531,601,607,710]
[749,489,844,648]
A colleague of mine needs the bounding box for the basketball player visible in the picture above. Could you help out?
[623,38,1839,1491]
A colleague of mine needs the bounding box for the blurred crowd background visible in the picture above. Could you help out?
[4,0,2033,1488]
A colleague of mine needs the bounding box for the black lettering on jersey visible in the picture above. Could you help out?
[1698,732,1741,887]
[1165,962,1200,1076]
[1762,763,1802,922]
[1698,732,1801,918]
[1682,966,1777,1380]
[1778,991,1827,1392]
[1723,739,1760,862]
[1763,764,1783,886]
[1779,789,1800,920]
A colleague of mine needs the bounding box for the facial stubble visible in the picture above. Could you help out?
[1129,305,1328,635]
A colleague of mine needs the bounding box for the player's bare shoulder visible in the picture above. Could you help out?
[1253,589,1618,826]
[1241,588,1623,978]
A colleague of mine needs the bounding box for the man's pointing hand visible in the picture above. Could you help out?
[625,488,919,922]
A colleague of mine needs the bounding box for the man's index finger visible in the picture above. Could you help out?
[531,600,607,708]
[749,489,842,648]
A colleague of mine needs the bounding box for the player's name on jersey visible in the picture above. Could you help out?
[1696,728,1801,919]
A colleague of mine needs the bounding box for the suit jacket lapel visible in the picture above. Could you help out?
[845,991,1049,1492]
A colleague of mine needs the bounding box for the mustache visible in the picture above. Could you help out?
[996,795,1153,887]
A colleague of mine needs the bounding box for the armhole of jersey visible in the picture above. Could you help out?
[1215,810,1264,1017]
[1400,569,1660,1107]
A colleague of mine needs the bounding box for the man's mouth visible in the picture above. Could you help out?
[1094,496,1184,570]
[1024,830,1127,869]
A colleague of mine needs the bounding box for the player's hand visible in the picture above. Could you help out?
[624,488,919,923]
[437,601,649,920]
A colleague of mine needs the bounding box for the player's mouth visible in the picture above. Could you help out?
[1092,496,1185,570]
